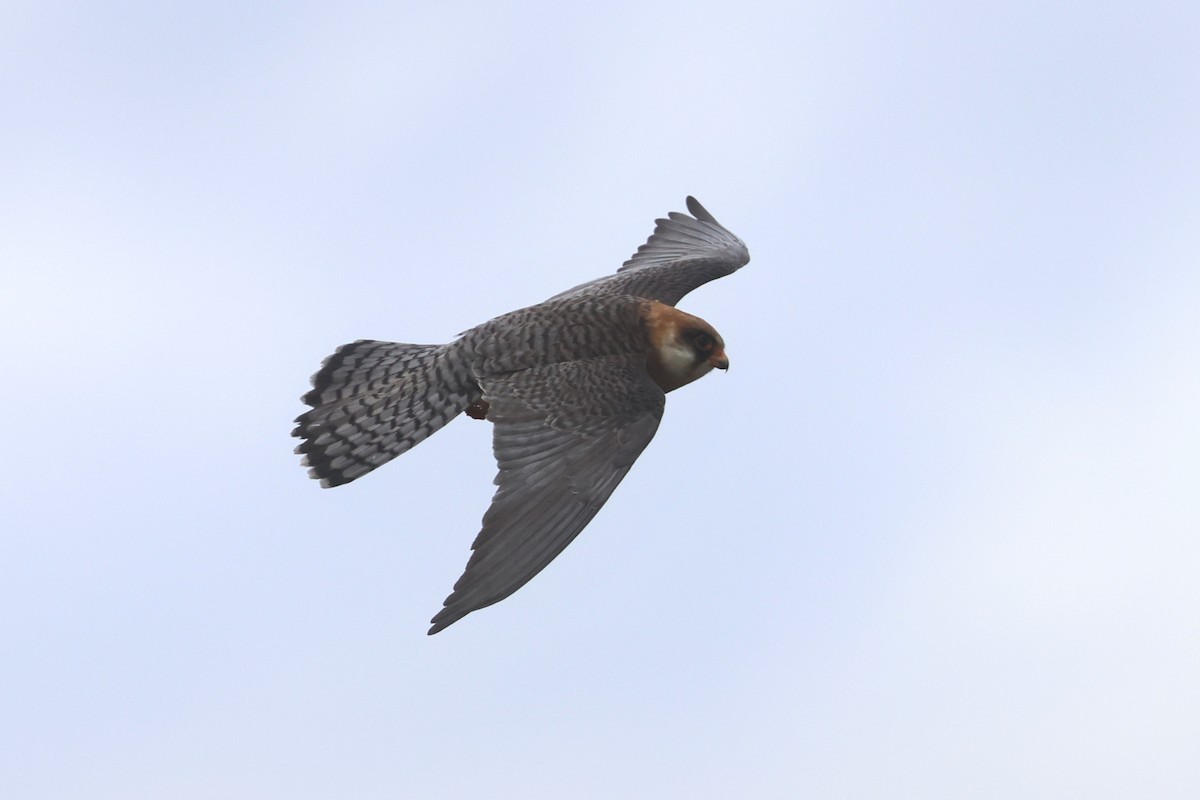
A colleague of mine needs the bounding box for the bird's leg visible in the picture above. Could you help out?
[465,399,490,420]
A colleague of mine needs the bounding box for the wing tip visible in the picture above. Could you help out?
[685,195,716,223]
[427,604,466,635]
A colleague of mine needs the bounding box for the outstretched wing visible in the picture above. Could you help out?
[551,196,750,307]
[428,354,665,634]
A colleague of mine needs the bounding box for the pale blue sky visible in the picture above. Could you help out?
[3,2,1198,797]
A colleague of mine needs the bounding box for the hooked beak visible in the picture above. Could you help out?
[709,351,730,371]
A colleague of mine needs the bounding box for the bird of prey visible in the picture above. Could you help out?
[293,197,750,634]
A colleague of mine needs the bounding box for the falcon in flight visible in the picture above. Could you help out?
[293,197,750,633]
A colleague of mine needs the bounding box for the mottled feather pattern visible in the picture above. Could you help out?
[462,295,650,375]
[293,340,479,487]
[428,356,664,633]
[293,196,748,633]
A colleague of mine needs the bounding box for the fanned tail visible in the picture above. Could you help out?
[293,340,479,487]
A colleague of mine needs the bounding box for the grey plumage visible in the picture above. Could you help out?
[293,196,749,633]
[429,354,665,633]
[293,341,478,487]
[548,196,749,305]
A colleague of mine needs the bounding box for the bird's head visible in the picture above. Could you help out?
[643,303,729,392]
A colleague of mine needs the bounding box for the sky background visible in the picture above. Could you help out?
[3,1,1199,797]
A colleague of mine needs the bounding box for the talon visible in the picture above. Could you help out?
[465,399,489,420]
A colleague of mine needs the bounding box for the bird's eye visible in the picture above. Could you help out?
[693,332,714,351]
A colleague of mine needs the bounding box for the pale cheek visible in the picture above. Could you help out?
[660,342,696,380]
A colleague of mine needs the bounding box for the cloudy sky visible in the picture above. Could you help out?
[3,2,1198,797]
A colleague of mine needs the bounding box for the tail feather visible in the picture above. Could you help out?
[293,340,478,487]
